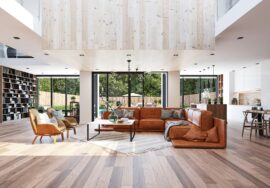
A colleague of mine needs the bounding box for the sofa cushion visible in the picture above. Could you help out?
[187,109,194,122]
[123,109,134,119]
[140,108,161,119]
[161,110,173,119]
[206,126,219,143]
[183,126,207,141]
[172,109,184,119]
[192,110,202,126]
[139,119,164,130]
[168,124,194,139]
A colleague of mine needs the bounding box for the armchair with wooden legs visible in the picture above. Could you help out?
[47,108,78,138]
[29,109,66,144]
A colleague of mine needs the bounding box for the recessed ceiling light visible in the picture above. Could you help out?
[41,72,44,74]
[242,66,246,69]
[210,53,215,56]
[126,54,132,57]
[194,63,198,65]
[173,54,178,57]
[256,63,260,65]
[237,36,244,40]
[95,69,99,70]
[65,67,69,69]
[232,70,235,72]
[183,70,186,71]
[207,67,210,69]
[160,69,164,71]
[44,53,49,56]
[199,71,202,72]
[26,67,29,70]
[13,36,20,40]
[79,54,84,56]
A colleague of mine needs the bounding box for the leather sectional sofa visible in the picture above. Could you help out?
[102,107,226,149]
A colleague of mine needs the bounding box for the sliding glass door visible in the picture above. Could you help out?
[92,72,167,119]
[180,75,217,107]
[37,76,80,116]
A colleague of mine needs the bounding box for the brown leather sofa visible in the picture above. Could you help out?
[169,108,226,149]
[102,107,227,149]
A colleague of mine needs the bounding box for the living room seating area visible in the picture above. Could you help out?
[101,107,227,148]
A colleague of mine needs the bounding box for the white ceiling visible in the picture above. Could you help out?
[0,0,270,75]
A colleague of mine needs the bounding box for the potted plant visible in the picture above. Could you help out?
[208,98,211,104]
[213,98,217,104]
[219,97,223,104]
[38,106,45,113]
[71,96,76,102]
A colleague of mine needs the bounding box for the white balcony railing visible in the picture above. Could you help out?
[217,0,240,20]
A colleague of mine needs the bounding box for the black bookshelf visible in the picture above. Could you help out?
[1,66,37,122]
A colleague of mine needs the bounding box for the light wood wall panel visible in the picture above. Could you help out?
[42,0,215,50]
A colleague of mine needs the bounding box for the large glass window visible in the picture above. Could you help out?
[180,75,217,107]
[93,72,166,119]
[37,76,80,116]
[144,73,162,107]
[52,78,66,111]
[108,73,129,108]
[38,78,51,109]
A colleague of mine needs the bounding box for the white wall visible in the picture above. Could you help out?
[216,0,262,36]
[168,71,180,107]
[223,71,235,105]
[261,60,270,109]
[80,71,92,124]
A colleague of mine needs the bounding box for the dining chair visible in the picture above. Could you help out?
[242,111,253,137]
[249,112,268,140]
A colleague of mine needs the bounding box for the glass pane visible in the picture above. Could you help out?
[183,77,200,107]
[52,78,66,111]
[98,74,108,117]
[201,77,217,103]
[108,73,129,109]
[130,74,143,107]
[66,77,80,116]
[38,78,51,109]
[144,73,162,107]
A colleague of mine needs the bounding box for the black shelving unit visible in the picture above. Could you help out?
[1,66,37,122]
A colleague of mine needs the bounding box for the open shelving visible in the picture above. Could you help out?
[0,66,37,122]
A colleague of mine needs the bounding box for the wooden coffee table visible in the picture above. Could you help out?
[87,119,136,142]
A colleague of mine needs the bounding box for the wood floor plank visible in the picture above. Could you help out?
[0,118,269,187]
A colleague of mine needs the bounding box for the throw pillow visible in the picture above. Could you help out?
[205,126,219,143]
[161,110,173,119]
[123,109,134,119]
[36,113,51,124]
[172,109,183,119]
[114,109,124,118]
[53,110,65,120]
[183,126,207,141]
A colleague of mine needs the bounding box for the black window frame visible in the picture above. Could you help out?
[180,75,218,107]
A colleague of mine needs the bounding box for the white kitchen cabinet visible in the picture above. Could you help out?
[234,65,261,92]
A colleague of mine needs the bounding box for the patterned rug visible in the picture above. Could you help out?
[72,127,172,155]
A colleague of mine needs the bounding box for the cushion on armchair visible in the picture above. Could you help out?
[52,110,65,120]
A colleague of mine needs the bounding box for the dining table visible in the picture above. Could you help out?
[243,109,270,137]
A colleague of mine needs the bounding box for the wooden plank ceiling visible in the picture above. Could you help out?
[42,0,215,50]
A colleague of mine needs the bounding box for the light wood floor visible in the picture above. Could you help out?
[0,119,269,188]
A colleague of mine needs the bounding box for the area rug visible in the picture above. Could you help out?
[72,129,172,155]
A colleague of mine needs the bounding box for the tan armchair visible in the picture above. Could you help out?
[29,109,66,144]
[47,108,78,138]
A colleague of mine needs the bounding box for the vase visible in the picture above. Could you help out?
[109,111,118,122]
